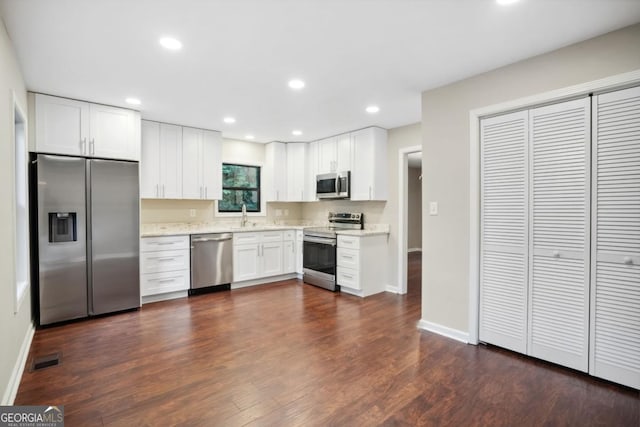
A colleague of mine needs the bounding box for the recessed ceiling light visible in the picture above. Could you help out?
[125,97,141,106]
[159,37,182,50]
[245,135,255,140]
[366,105,380,114]
[288,79,305,90]
[223,117,236,124]
[292,130,303,136]
[496,0,520,5]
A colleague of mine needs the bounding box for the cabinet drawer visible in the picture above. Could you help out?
[141,235,189,252]
[262,231,283,242]
[337,267,360,290]
[233,232,260,245]
[284,230,295,241]
[338,235,360,249]
[141,270,189,296]
[141,249,189,274]
[337,248,359,269]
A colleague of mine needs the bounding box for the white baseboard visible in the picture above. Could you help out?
[417,319,469,344]
[2,322,35,405]
[385,285,400,294]
[231,273,298,290]
[142,290,188,305]
[408,248,422,253]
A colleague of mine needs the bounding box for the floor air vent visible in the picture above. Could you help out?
[31,353,61,371]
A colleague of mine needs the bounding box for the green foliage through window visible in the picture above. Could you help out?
[219,164,261,212]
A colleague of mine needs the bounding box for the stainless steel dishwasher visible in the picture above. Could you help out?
[190,233,233,293]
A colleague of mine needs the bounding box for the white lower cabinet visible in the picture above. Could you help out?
[140,235,190,297]
[295,230,303,274]
[336,234,388,297]
[283,230,296,274]
[233,231,292,282]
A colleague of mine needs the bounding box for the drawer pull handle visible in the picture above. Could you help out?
[156,257,176,261]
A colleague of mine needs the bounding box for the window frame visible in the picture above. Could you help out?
[218,162,262,213]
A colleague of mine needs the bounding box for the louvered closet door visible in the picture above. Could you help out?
[480,111,529,353]
[528,98,591,372]
[591,86,640,389]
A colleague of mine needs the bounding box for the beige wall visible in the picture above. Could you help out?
[421,23,640,332]
[0,16,32,403]
[407,167,422,250]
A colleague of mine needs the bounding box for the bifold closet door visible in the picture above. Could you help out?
[528,98,590,372]
[479,111,529,353]
[591,86,640,389]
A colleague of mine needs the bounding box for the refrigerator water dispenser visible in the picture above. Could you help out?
[48,212,77,242]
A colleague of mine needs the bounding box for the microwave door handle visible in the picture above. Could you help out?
[335,175,340,195]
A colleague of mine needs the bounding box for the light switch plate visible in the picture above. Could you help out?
[429,202,438,215]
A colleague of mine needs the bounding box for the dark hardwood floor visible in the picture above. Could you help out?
[17,253,639,426]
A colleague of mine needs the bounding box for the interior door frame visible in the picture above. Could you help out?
[467,69,640,345]
[398,145,422,295]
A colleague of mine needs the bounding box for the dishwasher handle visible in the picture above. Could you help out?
[192,236,232,243]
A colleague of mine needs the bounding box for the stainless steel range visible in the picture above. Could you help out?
[303,212,363,291]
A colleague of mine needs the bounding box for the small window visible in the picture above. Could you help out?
[219,163,261,212]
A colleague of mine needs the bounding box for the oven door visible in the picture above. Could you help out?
[303,236,337,290]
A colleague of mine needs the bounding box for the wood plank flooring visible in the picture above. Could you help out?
[17,253,639,426]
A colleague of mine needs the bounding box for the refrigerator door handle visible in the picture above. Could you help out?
[90,138,95,155]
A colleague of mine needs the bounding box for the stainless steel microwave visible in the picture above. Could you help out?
[316,171,350,199]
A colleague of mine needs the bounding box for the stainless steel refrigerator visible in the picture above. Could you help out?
[32,154,140,326]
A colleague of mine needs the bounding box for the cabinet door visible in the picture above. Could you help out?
[296,231,303,274]
[90,104,138,160]
[202,130,222,200]
[528,98,590,372]
[287,143,306,201]
[264,142,287,201]
[283,240,296,273]
[351,127,388,201]
[35,94,88,156]
[479,110,529,354]
[140,120,160,198]
[305,141,319,201]
[590,86,640,389]
[182,127,203,199]
[318,137,337,173]
[261,242,283,277]
[336,133,353,172]
[159,123,183,199]
[233,244,260,281]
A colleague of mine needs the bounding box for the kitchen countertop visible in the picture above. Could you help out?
[141,222,390,238]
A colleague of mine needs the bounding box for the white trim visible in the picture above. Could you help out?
[2,323,34,405]
[385,285,400,294]
[468,69,640,347]
[231,273,297,289]
[141,290,188,305]
[417,319,469,344]
[397,145,422,296]
[408,248,422,253]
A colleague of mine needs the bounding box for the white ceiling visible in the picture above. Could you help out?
[1,1,639,143]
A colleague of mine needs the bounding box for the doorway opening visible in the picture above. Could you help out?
[397,145,422,297]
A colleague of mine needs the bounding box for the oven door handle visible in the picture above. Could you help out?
[304,236,337,246]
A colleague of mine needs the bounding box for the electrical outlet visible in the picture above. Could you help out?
[189,209,196,217]
[284,209,289,216]
[429,202,438,216]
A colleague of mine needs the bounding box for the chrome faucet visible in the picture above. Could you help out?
[241,203,248,227]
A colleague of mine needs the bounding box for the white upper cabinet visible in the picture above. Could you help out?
[264,142,287,201]
[141,120,183,199]
[305,141,318,201]
[350,127,388,200]
[317,136,338,173]
[182,126,222,200]
[34,93,140,161]
[336,133,353,172]
[286,143,306,201]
